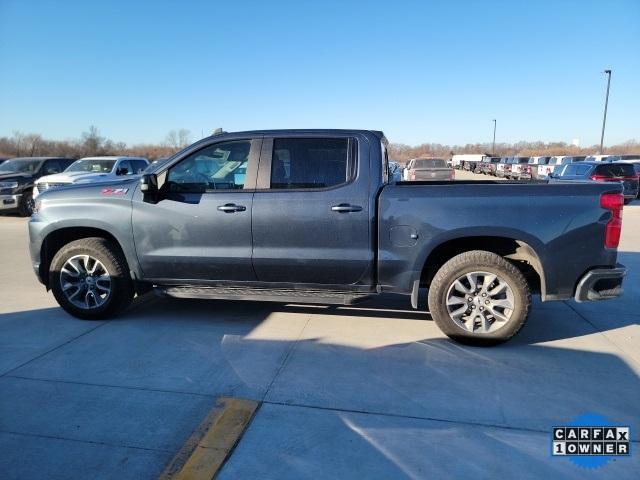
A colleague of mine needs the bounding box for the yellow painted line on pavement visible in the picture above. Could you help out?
[160,397,259,480]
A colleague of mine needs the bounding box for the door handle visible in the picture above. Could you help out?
[331,204,363,213]
[217,203,246,213]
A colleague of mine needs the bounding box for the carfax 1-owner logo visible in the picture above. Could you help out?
[552,413,632,469]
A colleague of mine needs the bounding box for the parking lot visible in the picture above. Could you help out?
[1,176,639,479]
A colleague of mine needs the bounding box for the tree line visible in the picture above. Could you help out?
[0,127,637,162]
[0,126,192,160]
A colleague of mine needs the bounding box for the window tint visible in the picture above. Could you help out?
[132,160,147,174]
[167,140,251,193]
[270,138,352,189]
[414,159,446,168]
[560,164,591,176]
[595,164,635,177]
[118,160,133,174]
[43,159,62,174]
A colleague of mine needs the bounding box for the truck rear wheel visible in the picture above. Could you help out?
[49,237,134,320]
[427,250,531,345]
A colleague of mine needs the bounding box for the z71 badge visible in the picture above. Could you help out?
[101,188,129,195]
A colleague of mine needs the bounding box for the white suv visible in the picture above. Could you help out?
[34,156,149,198]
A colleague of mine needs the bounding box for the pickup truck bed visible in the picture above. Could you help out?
[28,129,626,345]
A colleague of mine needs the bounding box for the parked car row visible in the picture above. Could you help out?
[465,153,640,182]
[552,161,640,204]
[0,156,149,216]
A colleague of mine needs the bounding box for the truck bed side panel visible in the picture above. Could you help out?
[377,182,620,300]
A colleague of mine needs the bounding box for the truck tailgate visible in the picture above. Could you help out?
[412,168,451,181]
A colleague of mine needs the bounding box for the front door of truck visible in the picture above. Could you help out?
[251,135,373,286]
[132,138,260,282]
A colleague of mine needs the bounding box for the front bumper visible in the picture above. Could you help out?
[574,265,626,302]
[0,193,22,210]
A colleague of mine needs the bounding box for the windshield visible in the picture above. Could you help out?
[66,159,117,173]
[0,159,43,174]
[414,159,446,168]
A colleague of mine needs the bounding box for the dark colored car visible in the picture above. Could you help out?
[405,157,454,181]
[0,157,75,216]
[29,129,626,345]
[550,162,639,204]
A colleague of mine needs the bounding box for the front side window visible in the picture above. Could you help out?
[117,160,133,175]
[270,137,352,189]
[132,160,148,173]
[43,159,62,174]
[167,140,250,193]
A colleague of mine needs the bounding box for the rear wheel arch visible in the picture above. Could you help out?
[418,236,546,298]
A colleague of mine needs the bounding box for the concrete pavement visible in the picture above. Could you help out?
[0,195,638,479]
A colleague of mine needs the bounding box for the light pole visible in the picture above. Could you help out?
[599,69,612,154]
[492,119,497,155]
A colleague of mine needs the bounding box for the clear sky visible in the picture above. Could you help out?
[1,0,638,147]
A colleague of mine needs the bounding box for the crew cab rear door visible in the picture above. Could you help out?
[131,137,260,281]
[251,134,373,286]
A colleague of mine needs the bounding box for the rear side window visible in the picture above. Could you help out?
[595,164,635,177]
[271,138,354,189]
[560,164,591,176]
[414,159,446,168]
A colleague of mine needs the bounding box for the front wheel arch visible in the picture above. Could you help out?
[40,227,129,288]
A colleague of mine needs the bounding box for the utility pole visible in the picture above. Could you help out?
[492,119,497,155]
[599,70,612,154]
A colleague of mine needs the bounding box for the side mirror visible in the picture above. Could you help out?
[140,174,159,202]
[116,167,129,176]
[46,168,60,175]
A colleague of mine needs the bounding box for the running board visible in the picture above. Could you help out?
[155,285,374,305]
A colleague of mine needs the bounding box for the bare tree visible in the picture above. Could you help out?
[23,133,43,156]
[165,129,191,151]
[80,125,105,156]
[178,129,191,148]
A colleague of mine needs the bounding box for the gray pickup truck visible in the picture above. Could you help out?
[29,129,627,345]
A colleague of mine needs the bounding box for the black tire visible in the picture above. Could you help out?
[427,250,531,346]
[18,191,34,217]
[49,237,134,319]
[623,198,633,205]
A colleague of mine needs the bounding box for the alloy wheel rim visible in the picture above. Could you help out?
[445,271,515,334]
[59,255,112,309]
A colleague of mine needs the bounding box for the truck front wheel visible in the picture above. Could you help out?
[427,250,531,345]
[49,237,134,320]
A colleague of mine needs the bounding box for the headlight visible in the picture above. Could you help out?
[33,199,42,214]
[0,181,19,189]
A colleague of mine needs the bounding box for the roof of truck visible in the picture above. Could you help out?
[211,129,385,139]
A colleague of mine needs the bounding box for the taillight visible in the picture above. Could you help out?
[450,169,455,180]
[600,192,623,249]
[591,174,612,181]
[410,170,416,181]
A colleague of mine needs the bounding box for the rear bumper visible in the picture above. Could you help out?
[574,265,626,302]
